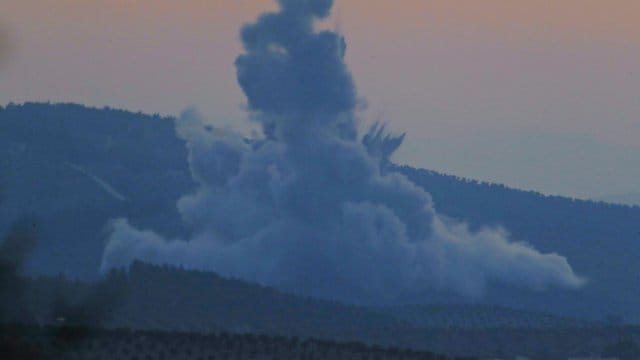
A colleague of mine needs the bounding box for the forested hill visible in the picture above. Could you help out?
[18,262,615,359]
[0,103,194,277]
[396,164,640,322]
[1,102,640,323]
[25,261,407,338]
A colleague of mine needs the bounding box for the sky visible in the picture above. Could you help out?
[1,0,639,199]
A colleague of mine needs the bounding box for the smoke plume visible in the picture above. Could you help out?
[101,0,585,303]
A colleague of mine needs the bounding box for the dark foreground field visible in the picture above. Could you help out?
[4,323,640,360]
[1,324,467,360]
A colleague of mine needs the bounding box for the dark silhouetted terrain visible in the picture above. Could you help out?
[1,324,469,360]
[7,261,639,359]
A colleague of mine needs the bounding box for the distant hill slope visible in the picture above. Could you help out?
[115,263,596,334]
[25,262,407,338]
[1,323,460,360]
[379,304,594,330]
[397,165,640,322]
[25,262,589,334]
[19,262,609,359]
[0,103,194,277]
[1,103,640,323]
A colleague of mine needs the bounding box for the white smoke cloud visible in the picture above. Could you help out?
[101,0,585,303]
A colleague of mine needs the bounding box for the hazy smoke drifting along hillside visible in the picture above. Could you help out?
[101,0,585,303]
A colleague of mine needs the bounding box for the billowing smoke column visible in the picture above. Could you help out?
[101,0,585,303]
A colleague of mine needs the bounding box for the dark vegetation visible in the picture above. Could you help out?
[0,221,624,360]
[0,102,193,279]
[1,324,470,360]
[21,262,594,334]
[0,217,38,324]
[602,338,640,360]
[5,261,639,359]
[0,217,127,329]
[380,304,594,329]
[27,262,405,337]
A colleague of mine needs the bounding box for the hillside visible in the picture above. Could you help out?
[1,102,640,323]
[100,262,407,338]
[14,262,628,359]
[5,322,638,360]
[380,304,593,330]
[0,102,194,278]
[1,324,463,360]
[21,263,410,346]
[397,165,640,322]
[21,262,592,334]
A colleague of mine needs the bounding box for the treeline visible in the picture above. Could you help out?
[0,230,462,360]
[14,262,640,359]
[25,262,407,338]
[1,324,468,360]
[381,304,594,329]
[22,262,594,334]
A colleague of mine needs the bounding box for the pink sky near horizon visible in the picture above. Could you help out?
[1,0,639,197]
